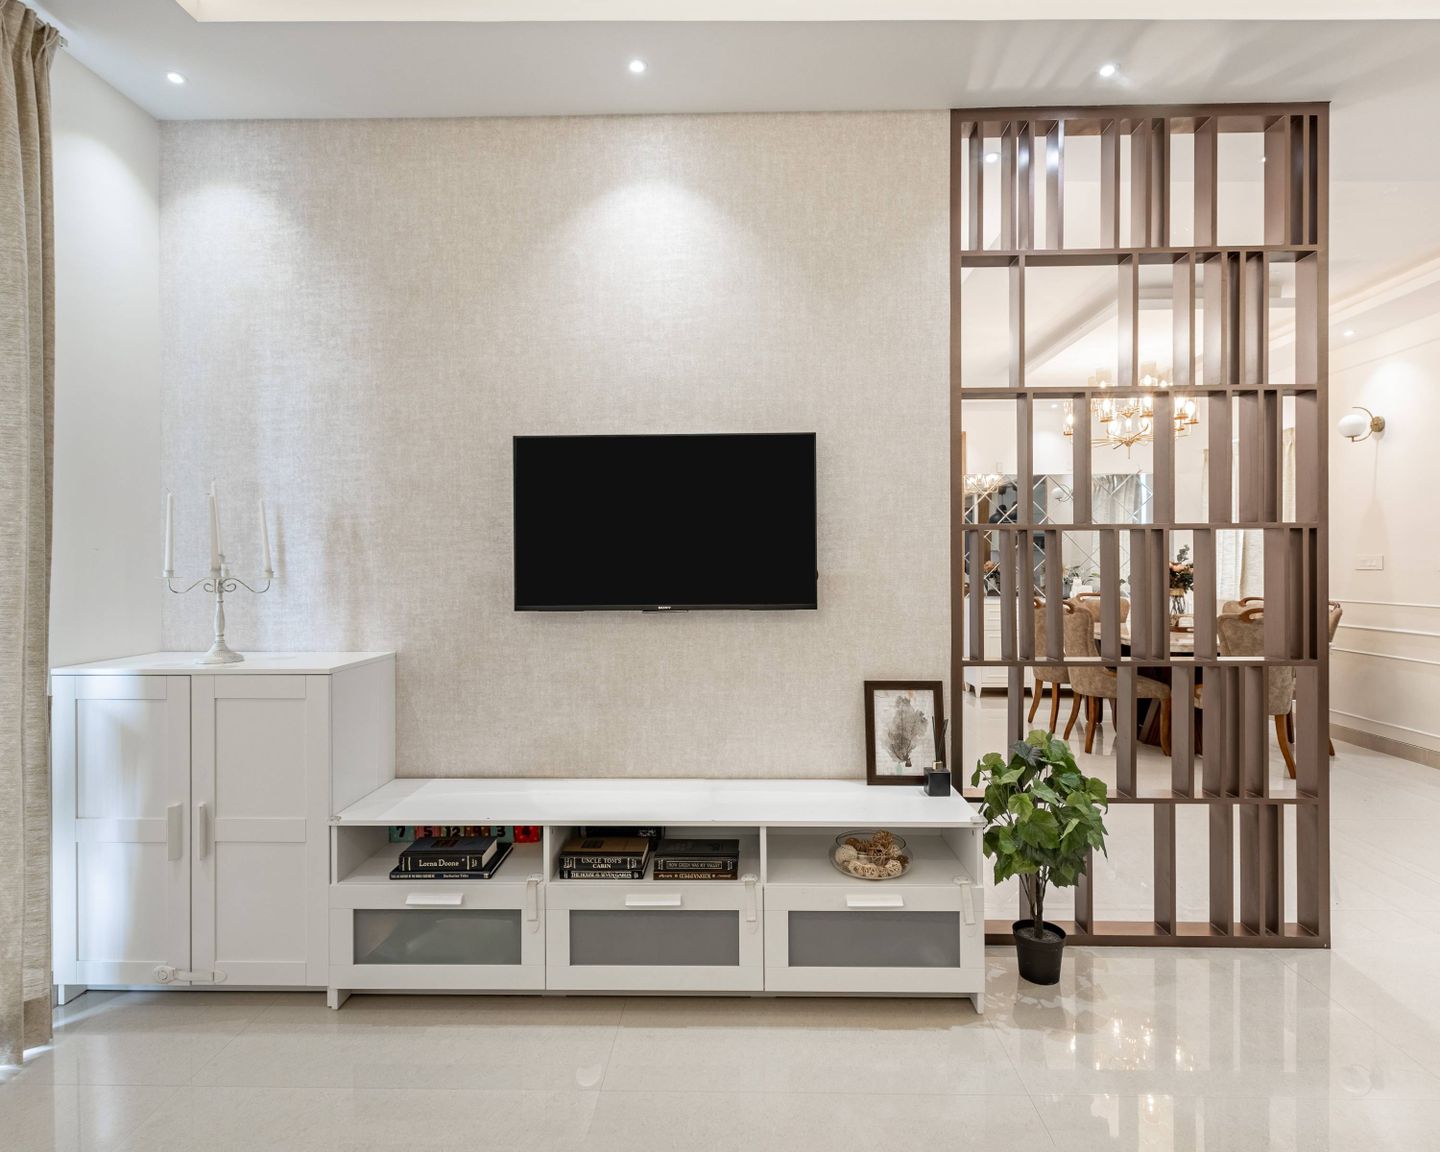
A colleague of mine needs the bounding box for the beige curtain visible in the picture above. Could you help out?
[0,0,59,1067]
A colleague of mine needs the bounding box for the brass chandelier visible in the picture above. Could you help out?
[1062,363,1199,452]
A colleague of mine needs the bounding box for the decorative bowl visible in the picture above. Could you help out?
[831,829,910,881]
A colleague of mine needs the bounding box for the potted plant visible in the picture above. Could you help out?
[970,730,1109,985]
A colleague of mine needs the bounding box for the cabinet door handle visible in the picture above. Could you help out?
[196,802,211,860]
[405,892,463,907]
[524,875,542,927]
[624,893,682,908]
[845,894,904,909]
[166,803,183,862]
[742,873,758,925]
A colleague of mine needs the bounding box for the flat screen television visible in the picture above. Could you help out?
[513,433,818,611]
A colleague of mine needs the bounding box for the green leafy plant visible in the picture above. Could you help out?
[970,731,1110,937]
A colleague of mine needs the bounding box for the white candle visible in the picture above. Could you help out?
[208,491,220,572]
[258,497,273,577]
[163,491,174,577]
[210,479,223,559]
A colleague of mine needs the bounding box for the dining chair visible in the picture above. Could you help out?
[1202,607,1298,778]
[1061,606,1172,755]
[1029,598,1073,734]
[1073,591,1131,624]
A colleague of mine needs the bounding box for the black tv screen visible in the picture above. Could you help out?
[513,433,818,611]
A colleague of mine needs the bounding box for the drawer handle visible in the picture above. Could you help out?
[196,802,211,860]
[624,893,682,908]
[845,894,905,909]
[405,892,464,907]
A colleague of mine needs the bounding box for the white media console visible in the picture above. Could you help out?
[51,653,985,1011]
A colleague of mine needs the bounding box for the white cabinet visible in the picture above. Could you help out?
[51,653,394,997]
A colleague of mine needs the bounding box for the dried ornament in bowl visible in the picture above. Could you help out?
[831,829,911,880]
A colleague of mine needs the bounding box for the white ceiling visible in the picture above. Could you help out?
[35,0,1440,342]
[167,0,1440,20]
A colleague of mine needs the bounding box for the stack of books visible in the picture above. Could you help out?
[558,835,652,879]
[388,834,513,880]
[652,838,740,880]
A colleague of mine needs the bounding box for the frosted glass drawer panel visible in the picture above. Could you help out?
[352,908,522,966]
[568,910,740,967]
[786,910,961,968]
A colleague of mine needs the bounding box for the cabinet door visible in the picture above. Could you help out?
[52,675,191,986]
[191,675,329,986]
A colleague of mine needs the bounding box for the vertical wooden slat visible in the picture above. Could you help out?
[1100,119,1121,248]
[1240,665,1267,797]
[1194,116,1217,247]
[1130,118,1151,248]
[1016,120,1034,250]
[1201,665,1225,796]
[1193,528,1218,660]
[1239,802,1261,934]
[1009,257,1025,388]
[1070,393,1092,525]
[1264,115,1293,246]
[1117,256,1139,388]
[965,120,983,251]
[1074,849,1095,935]
[1263,528,1290,657]
[1007,665,1026,744]
[1153,391,1175,527]
[1129,529,1152,657]
[1236,390,1261,524]
[998,529,1018,661]
[1201,254,1224,386]
[1115,665,1137,797]
[1045,119,1064,250]
[1206,392,1232,525]
[1000,122,1016,249]
[967,529,986,662]
[1172,254,1195,387]
[1044,535,1063,661]
[1208,805,1233,934]
[1099,530,1122,661]
[1171,664,1196,796]
[1155,804,1177,935]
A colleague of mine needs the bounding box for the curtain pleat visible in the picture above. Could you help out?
[0,0,58,1067]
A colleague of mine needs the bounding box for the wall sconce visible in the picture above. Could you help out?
[1338,406,1385,442]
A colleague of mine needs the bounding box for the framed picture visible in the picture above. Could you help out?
[864,680,945,786]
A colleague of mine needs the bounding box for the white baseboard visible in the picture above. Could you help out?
[1330,722,1440,771]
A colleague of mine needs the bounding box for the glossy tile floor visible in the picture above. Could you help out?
[6,714,1440,1149]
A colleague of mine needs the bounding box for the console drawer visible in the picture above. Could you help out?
[545,876,762,991]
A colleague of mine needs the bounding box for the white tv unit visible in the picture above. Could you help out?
[332,777,986,1011]
[50,653,985,1012]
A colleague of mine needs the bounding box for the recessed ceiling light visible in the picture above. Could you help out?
[985,152,999,164]
[1343,328,1356,338]
[628,59,647,75]
[1098,62,1119,79]
[166,71,186,85]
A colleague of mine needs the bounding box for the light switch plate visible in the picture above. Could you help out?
[1355,554,1385,571]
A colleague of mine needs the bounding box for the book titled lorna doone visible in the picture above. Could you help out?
[390,841,513,881]
[398,835,499,872]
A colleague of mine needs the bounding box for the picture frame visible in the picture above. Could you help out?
[864,680,945,786]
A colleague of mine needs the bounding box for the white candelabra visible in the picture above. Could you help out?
[163,482,274,665]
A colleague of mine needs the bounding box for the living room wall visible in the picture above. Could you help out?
[159,112,950,777]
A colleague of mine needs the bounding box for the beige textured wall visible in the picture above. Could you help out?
[160,112,950,777]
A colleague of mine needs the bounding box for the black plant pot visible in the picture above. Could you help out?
[1012,919,1067,985]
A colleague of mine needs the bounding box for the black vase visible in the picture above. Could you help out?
[1012,919,1067,985]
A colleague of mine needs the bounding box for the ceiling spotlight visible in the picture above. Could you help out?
[1343,328,1356,338]
[166,71,186,85]
[628,59,647,75]
[1098,62,1119,79]
[985,152,999,164]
